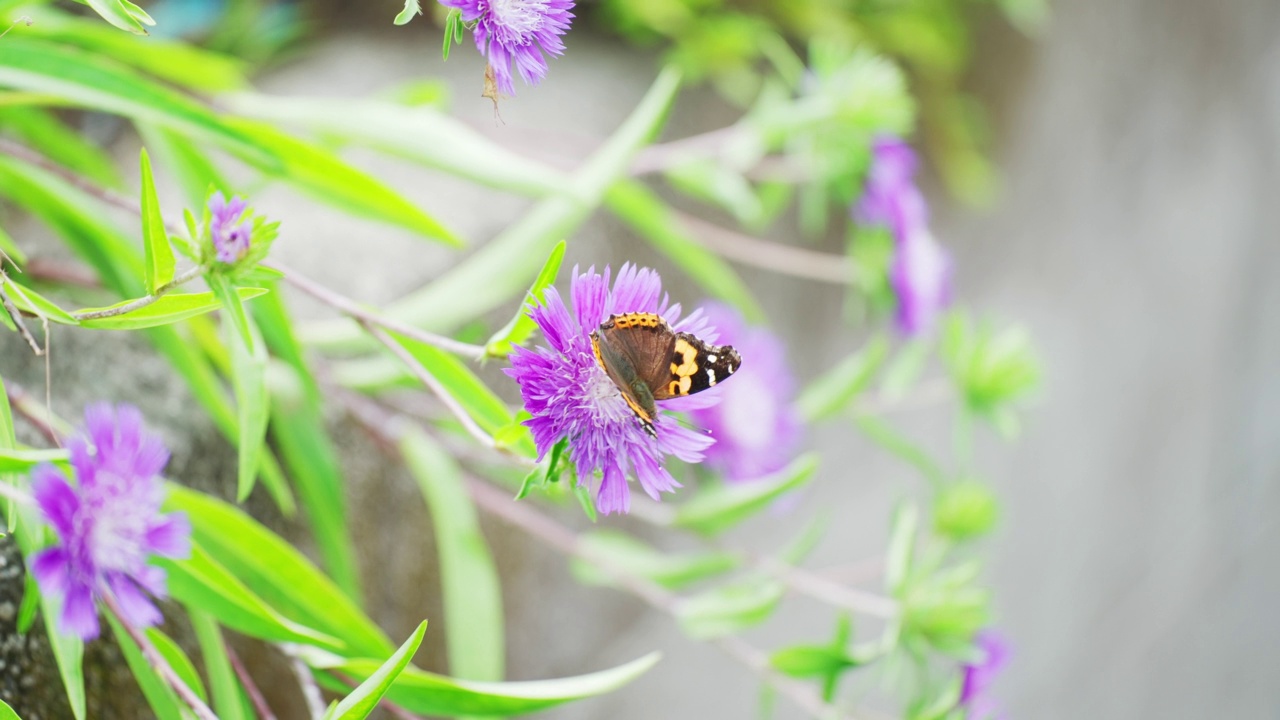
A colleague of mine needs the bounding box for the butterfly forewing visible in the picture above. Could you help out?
[653,332,743,400]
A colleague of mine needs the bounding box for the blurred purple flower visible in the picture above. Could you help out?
[959,629,1011,720]
[854,135,952,335]
[208,191,251,264]
[439,0,575,96]
[505,264,717,515]
[30,404,190,641]
[688,303,801,483]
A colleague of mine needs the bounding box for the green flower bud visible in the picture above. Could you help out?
[934,480,998,541]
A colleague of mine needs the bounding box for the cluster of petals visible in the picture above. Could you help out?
[30,404,190,640]
[439,0,575,96]
[687,303,801,483]
[854,135,953,335]
[208,191,251,264]
[959,629,1011,719]
[506,264,718,515]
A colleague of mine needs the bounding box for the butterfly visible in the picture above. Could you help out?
[590,312,743,437]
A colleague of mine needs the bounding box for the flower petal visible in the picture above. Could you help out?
[108,572,162,629]
[145,513,191,559]
[570,265,609,331]
[61,581,99,641]
[30,547,71,594]
[595,463,630,515]
[31,465,79,537]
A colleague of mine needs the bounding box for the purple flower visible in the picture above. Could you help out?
[506,264,718,515]
[854,135,952,335]
[438,0,575,96]
[208,191,251,264]
[29,404,191,641]
[687,303,801,483]
[959,629,1011,720]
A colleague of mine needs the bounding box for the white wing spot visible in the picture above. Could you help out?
[707,368,717,386]
[707,354,717,363]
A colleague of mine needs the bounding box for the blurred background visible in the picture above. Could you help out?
[5,0,1280,718]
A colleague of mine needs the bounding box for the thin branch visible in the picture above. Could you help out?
[756,556,898,619]
[71,265,206,321]
[287,653,327,720]
[0,15,32,40]
[102,592,220,720]
[226,644,279,720]
[358,319,509,455]
[0,482,33,507]
[23,258,104,289]
[0,138,139,216]
[630,127,741,176]
[5,382,68,444]
[674,211,856,285]
[270,262,486,361]
[0,280,41,355]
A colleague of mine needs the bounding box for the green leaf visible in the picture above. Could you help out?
[885,503,918,597]
[0,106,121,188]
[573,481,598,523]
[0,39,269,165]
[676,576,784,639]
[137,122,230,209]
[0,698,20,720]
[81,0,148,34]
[0,223,26,266]
[393,0,421,25]
[326,621,428,720]
[227,313,268,502]
[852,414,943,486]
[219,117,462,246]
[208,273,256,351]
[163,544,343,650]
[484,240,565,357]
[400,429,504,682]
[573,531,739,590]
[672,455,819,535]
[605,181,765,323]
[796,335,890,422]
[880,337,932,400]
[441,10,458,59]
[164,485,393,657]
[311,652,661,716]
[224,93,564,197]
[138,148,174,294]
[300,66,684,351]
[106,615,183,720]
[16,573,39,634]
[190,609,248,720]
[74,288,269,330]
[769,645,854,679]
[1,276,79,325]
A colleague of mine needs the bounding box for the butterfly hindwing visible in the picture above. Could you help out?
[654,332,743,400]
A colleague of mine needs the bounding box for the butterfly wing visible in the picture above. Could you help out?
[652,332,743,401]
[591,313,677,432]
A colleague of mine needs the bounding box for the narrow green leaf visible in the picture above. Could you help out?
[138,148,174,294]
[769,645,854,678]
[74,288,268,330]
[394,0,421,25]
[605,181,765,323]
[673,455,819,535]
[190,609,248,720]
[1,276,78,325]
[885,503,918,597]
[219,117,462,246]
[300,66,684,350]
[797,335,890,422]
[0,223,26,265]
[312,652,661,716]
[82,0,147,34]
[106,616,183,720]
[573,482,598,523]
[573,531,739,590]
[0,106,121,188]
[852,414,943,485]
[441,10,456,59]
[676,576,785,639]
[161,544,344,651]
[484,240,565,357]
[16,573,39,634]
[327,621,428,720]
[164,485,393,657]
[400,429,504,682]
[137,122,229,209]
[0,376,21,581]
[208,274,255,351]
[879,337,932,400]
[0,698,20,720]
[227,314,268,501]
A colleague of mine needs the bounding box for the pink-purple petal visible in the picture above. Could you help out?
[31,466,79,536]
[145,513,191,559]
[30,547,71,594]
[108,573,162,629]
[61,582,99,641]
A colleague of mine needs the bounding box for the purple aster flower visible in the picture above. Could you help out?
[438,0,575,96]
[208,191,251,264]
[854,135,953,335]
[958,629,1011,720]
[687,303,801,483]
[29,404,190,641]
[506,264,719,515]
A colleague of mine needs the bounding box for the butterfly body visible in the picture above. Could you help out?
[590,312,742,436]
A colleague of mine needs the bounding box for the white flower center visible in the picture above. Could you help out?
[583,366,632,425]
[488,0,547,37]
[86,471,151,572]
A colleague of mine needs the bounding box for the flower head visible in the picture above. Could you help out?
[439,0,575,96]
[506,264,719,515]
[687,303,801,483]
[208,191,252,264]
[959,629,1011,720]
[854,135,952,335]
[29,404,190,640]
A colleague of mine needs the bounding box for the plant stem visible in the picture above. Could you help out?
[287,653,327,720]
[102,592,220,720]
[71,265,206,321]
[674,211,856,285]
[226,644,279,720]
[270,262,486,361]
